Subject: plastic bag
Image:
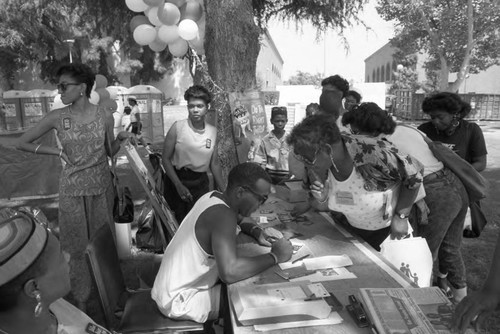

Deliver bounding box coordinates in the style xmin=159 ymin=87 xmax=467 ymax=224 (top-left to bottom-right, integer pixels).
xmin=135 ymin=202 xmax=164 ymax=253
xmin=380 ymin=235 xmax=432 ymax=288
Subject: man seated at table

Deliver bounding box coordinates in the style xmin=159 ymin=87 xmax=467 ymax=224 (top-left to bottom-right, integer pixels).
xmin=152 ymin=162 xmax=293 ymax=324
xmin=253 ymin=106 xmax=290 ymax=184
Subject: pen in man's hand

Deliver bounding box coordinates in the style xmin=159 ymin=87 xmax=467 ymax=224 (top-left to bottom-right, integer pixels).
xmin=291 ymin=253 xmax=310 ymax=264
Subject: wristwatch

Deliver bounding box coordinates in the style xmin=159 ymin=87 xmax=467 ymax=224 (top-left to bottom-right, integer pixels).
xmin=398 ymin=212 xmax=409 ymax=219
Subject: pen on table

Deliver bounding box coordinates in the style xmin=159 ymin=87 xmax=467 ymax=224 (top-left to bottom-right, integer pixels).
xmin=291 ymin=253 xmax=310 ymax=264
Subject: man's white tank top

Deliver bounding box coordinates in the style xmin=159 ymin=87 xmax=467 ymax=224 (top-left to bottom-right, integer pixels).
xmin=151 ymin=191 xmax=226 ymax=321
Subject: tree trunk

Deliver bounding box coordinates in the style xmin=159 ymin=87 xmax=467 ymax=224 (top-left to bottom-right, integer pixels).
xmin=449 ymin=0 xmax=474 ymax=93
xmin=203 ymin=0 xmax=261 ymax=184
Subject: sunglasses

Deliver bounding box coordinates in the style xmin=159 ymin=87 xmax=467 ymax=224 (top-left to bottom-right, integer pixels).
xmin=242 ymin=185 xmax=268 ymax=205
xmin=56 ymin=82 xmax=81 ymax=92
xmin=294 ymin=146 xmax=321 ymax=165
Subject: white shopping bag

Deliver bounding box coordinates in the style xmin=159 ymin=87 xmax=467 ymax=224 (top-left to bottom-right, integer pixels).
xmin=380 ymin=235 xmax=432 ymax=288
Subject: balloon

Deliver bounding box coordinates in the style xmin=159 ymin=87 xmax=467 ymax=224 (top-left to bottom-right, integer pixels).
xmin=99 ymin=99 xmax=118 ymax=113
xmin=158 ymin=2 xmax=181 ymax=25
xmin=129 ymin=15 xmax=151 ymax=32
xmin=168 ymin=38 xmax=189 ymax=57
xmin=189 ymin=34 xmax=203 ymax=49
xmin=95 ymin=74 xmax=108 ymax=89
xmin=180 ymin=0 xmax=203 ymax=22
xmin=125 ymin=0 xmax=149 ymax=12
xmin=149 ymin=40 xmax=168 ymax=52
xmin=158 ymin=25 xmax=179 ymax=44
xmin=147 ymin=6 xmax=163 ymax=26
xmin=166 ymin=0 xmax=185 ymax=7
xmin=96 ymin=88 xmax=111 ymax=101
xmin=133 ymin=24 xmax=157 ymax=45
xmin=144 ymin=0 xmax=163 ymax=6
xmin=89 ymin=91 xmax=100 ymax=105
xmin=106 ymin=87 xmax=117 ymax=100
xmin=178 ymin=19 xmax=198 ymax=41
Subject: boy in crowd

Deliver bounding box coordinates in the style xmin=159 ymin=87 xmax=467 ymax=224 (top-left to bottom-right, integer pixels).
xmin=344 ymin=90 xmax=362 ymax=112
xmin=253 ymin=106 xmax=290 ymax=183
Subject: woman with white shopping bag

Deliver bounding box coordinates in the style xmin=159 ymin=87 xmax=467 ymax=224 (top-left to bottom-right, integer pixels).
xmin=287 ymin=108 xmax=424 ymax=251
xmin=342 ymin=105 xmax=469 ymax=302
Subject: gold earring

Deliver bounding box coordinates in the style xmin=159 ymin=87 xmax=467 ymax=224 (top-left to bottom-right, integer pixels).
xmin=34 ymin=290 xmax=43 ymax=317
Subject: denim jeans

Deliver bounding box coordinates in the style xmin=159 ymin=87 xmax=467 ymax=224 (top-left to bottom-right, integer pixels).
xmin=417 ymin=168 xmax=469 ymax=289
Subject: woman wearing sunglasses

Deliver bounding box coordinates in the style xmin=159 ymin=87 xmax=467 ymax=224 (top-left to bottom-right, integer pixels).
xmin=0 ymin=207 xmax=111 ymax=334
xmin=287 ymin=111 xmax=423 ymax=250
xmin=15 ymin=63 xmax=131 ymax=311
xmin=162 ymin=85 xmax=224 ymax=223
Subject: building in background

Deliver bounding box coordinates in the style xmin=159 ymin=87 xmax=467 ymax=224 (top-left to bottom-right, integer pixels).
xmin=256 ymin=29 xmax=284 ymax=91
xmin=364 ymin=42 xmax=500 ymax=94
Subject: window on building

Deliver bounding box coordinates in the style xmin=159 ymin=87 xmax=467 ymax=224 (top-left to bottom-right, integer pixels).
xmin=376 ymin=67 xmax=381 ymax=82
xmin=386 ymin=63 xmax=391 ymax=82
xmin=373 ymin=69 xmax=377 ymax=82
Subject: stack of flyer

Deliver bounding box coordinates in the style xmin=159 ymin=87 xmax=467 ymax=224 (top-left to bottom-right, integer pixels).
xmin=360 ymin=287 xmax=476 ymax=334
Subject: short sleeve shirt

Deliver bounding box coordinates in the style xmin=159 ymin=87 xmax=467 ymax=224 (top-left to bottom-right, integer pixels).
xmin=418 ymin=120 xmax=487 ymax=164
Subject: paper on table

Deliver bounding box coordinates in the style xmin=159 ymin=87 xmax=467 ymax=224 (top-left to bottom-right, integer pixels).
xmin=279 ymin=254 xmax=352 ymax=270
xmin=253 ymin=311 xmax=343 ymax=331
xmin=303 ymin=255 xmax=353 ymax=271
xmin=290 ymin=267 xmax=357 ymax=283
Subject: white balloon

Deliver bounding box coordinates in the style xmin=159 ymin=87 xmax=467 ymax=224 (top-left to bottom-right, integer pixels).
xmin=106 ymin=87 xmax=117 ymax=100
xmin=168 ymin=38 xmax=189 ymax=57
xmin=158 ymin=24 xmax=179 ymax=44
xmin=126 ymin=0 xmax=149 ymax=12
xmin=178 ymin=19 xmax=198 ymax=41
xmin=149 ymin=40 xmax=168 ymax=52
xmin=133 ymin=24 xmax=157 ymax=45
xmin=147 ymin=6 xmax=163 ymax=26
xmin=90 ymin=91 xmax=100 ymax=105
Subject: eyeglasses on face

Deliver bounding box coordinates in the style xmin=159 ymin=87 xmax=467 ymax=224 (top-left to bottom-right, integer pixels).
xmin=56 ymin=82 xmax=81 ymax=92
xmin=294 ymin=146 xmax=321 ymax=165
xmin=187 ymin=103 xmax=206 ymax=109
xmin=242 ymin=185 xmax=268 ymax=205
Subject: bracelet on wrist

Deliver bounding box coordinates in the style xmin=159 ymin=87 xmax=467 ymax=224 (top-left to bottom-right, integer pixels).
xmin=316 ymin=195 xmax=329 ymax=204
xmin=268 ymin=252 xmax=278 ymax=265
xmin=34 ymin=144 xmax=41 ymax=154
xmin=59 ymin=148 xmax=63 ymax=158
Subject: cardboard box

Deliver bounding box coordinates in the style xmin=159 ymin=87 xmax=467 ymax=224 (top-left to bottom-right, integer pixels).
xmin=274 ymin=180 xmax=308 ymax=203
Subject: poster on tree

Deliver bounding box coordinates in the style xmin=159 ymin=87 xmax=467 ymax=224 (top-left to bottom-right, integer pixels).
xmin=228 ymin=92 xmax=268 ymax=162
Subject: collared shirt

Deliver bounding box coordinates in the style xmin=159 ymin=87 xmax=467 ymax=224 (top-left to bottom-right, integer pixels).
xmin=253 ymin=130 xmax=289 ymax=171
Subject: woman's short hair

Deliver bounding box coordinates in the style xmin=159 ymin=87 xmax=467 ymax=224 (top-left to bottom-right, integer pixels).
xmin=287 ymin=114 xmax=341 ymax=153
xmin=422 ymin=92 xmax=471 ymax=119
xmin=346 ymin=90 xmax=362 ymax=103
xmin=184 ymin=85 xmax=212 ymax=105
xmin=321 ymin=75 xmax=350 ymax=98
xmin=342 ymin=102 xmax=396 ymax=135
xmin=226 ymin=162 xmax=271 ymax=191
xmin=124 ymin=106 xmax=132 ymax=115
xmin=56 ymin=63 xmax=95 ymax=98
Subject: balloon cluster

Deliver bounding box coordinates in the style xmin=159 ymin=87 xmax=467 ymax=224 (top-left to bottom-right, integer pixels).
xmin=127 ymin=0 xmax=204 ymax=57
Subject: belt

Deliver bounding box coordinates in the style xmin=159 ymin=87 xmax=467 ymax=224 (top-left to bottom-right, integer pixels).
xmin=424 ymin=169 xmax=446 ymax=182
